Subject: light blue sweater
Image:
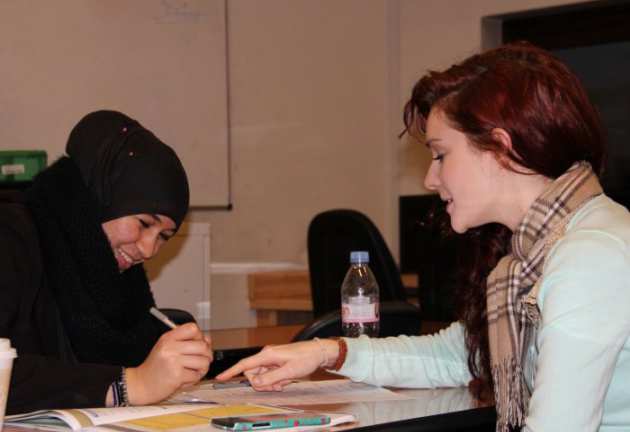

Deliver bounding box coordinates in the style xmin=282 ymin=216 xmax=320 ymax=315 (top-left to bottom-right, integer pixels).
xmin=336 ymin=195 xmax=630 ymax=431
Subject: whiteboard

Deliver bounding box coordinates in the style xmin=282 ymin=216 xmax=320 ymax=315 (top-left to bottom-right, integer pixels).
xmin=0 ymin=0 xmax=229 ymax=207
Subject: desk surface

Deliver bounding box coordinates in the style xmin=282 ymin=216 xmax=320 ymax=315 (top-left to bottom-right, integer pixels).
xmin=289 ymin=386 xmax=495 ymax=431
xmin=205 ymin=326 xmax=495 ymax=431
xmin=5 ymin=326 xmax=495 ymax=431
xmin=3 ymin=386 xmax=494 ymax=432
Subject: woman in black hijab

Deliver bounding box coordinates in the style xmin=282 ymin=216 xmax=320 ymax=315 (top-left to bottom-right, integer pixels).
xmin=0 ymin=110 xmax=212 ymax=413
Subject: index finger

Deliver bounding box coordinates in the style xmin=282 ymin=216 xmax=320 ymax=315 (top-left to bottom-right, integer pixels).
xmin=216 ymin=353 xmax=268 ymax=381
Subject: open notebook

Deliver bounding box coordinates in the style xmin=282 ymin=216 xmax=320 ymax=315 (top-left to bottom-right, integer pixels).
xmin=5 ymin=403 xmax=355 ymax=431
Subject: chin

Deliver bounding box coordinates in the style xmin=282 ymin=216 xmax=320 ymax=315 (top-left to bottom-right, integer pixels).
xmin=449 ymin=217 xmax=469 ymax=234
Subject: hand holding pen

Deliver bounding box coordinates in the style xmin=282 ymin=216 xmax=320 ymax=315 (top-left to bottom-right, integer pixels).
xmin=119 ymin=307 xmax=213 ymax=406
xmin=150 ymin=308 xmax=249 ymax=390
xmin=149 ymin=307 xmax=181 ymax=330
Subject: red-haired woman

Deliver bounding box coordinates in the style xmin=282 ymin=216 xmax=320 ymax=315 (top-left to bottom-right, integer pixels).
xmin=217 ymin=42 xmax=630 ymax=431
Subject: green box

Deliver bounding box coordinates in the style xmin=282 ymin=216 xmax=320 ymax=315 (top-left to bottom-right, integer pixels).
xmin=0 ymin=150 xmax=47 ymax=182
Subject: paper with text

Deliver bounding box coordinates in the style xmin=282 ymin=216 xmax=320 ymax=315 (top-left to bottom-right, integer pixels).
xmin=172 ymin=379 xmax=413 ymax=406
xmin=5 ymin=404 xmax=286 ymax=431
xmin=120 ymin=405 xmax=288 ymax=431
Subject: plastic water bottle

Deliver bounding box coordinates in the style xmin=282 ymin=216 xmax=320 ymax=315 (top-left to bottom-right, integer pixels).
xmin=341 ymin=251 xmax=380 ymax=337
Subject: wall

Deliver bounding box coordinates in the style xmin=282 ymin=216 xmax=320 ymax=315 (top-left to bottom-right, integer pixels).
xmin=183 ymin=0 xmax=591 ymax=328
xmin=0 ymin=0 xmax=229 ymax=207
xmin=190 ymin=0 xmax=587 ymax=267
xmin=190 ymin=0 xmax=396 ymax=265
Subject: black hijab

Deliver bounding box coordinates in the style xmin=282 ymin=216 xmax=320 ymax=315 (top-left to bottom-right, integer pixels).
xmin=66 ymin=110 xmax=189 ymax=229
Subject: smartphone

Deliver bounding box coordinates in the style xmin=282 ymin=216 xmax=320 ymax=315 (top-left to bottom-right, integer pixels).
xmin=211 ymin=412 xmax=331 ymax=430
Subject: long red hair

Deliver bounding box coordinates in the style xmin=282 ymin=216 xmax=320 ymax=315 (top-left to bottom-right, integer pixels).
xmin=403 ymin=41 xmax=605 ymax=396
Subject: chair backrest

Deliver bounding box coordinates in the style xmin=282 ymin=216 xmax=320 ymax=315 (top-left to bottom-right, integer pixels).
xmin=292 ymin=301 xmax=421 ymax=341
xmin=307 ymin=209 xmax=406 ymax=318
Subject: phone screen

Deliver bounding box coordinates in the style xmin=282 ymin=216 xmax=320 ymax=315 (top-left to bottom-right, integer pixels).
xmin=211 ymin=413 xmax=331 ymax=430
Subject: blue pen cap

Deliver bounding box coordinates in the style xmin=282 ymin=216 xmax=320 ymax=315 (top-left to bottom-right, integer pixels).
xmin=350 ymin=251 xmax=369 ymax=264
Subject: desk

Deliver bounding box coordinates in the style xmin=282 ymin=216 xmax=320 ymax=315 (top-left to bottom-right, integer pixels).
xmin=5 ymin=326 xmax=495 ymax=431
xmin=288 ymin=386 xmax=495 ymax=431
xmin=208 ymin=327 xmax=494 ymax=430
xmin=248 ymin=270 xmax=312 ymax=326
xmin=3 ymin=386 xmax=495 ymax=432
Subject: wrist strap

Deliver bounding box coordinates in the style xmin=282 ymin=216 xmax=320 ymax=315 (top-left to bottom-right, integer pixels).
xmin=111 ymin=367 xmax=130 ymax=407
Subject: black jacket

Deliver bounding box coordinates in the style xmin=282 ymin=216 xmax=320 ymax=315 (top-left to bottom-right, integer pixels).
xmin=0 ymin=158 xmax=166 ymax=414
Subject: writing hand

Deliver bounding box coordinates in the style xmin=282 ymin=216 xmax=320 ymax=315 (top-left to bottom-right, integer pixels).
xmin=126 ymin=322 xmax=213 ymax=405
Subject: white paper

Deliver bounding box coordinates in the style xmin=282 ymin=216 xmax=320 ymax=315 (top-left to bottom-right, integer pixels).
xmin=171 ymin=379 xmax=413 ymax=406
xmin=5 ymin=404 xmax=216 ymax=430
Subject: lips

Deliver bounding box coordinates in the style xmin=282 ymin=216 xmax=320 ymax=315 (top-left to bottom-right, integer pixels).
xmin=114 ymin=248 xmax=138 ymax=271
xmin=441 ymin=196 xmax=454 ymax=213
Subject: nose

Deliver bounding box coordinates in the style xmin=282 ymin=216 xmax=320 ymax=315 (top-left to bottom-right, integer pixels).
xmin=137 ymin=233 xmax=161 ymax=261
xmin=424 ymin=161 xmax=440 ymax=191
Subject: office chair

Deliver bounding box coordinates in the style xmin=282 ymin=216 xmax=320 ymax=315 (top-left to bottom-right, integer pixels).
xmin=292 ymin=301 xmax=421 ymax=341
xmin=307 ymin=209 xmax=408 ymax=319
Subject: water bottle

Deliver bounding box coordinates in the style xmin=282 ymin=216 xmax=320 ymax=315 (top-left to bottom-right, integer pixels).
xmin=341 ymin=251 xmax=380 ymax=337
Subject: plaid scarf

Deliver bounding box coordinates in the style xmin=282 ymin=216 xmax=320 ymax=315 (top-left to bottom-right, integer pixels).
xmin=486 ymin=162 xmax=602 ymax=431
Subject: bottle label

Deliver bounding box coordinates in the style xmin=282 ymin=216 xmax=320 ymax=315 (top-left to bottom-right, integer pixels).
xmin=342 ymin=298 xmax=379 ymax=323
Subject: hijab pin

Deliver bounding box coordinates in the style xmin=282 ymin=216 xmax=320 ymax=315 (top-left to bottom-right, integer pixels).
xmin=122 ymin=127 xmax=128 ymax=133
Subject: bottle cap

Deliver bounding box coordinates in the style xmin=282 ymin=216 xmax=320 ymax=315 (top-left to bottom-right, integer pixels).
xmin=350 ymin=251 xmax=369 ymax=264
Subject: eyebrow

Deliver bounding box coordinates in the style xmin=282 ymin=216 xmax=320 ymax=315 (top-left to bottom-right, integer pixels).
xmin=425 ymin=138 xmax=441 ymax=148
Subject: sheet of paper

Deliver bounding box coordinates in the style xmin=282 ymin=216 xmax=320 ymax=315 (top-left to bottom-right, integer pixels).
xmin=121 ymin=404 xmax=287 ymax=430
xmin=72 ymin=405 xmax=217 ymax=426
xmin=81 ymin=406 xmax=354 ymax=432
xmin=173 ymin=379 xmax=413 ymax=406
xmin=5 ymin=405 xmax=215 ymax=430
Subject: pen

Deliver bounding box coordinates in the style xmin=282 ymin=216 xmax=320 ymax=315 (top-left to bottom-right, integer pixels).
xmin=212 ymin=379 xmax=252 ymax=389
xmin=150 ymin=307 xmax=178 ymax=329
xmin=150 ymin=307 xmax=215 ymax=368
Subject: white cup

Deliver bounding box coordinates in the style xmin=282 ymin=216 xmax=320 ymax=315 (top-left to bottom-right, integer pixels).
xmin=0 ymin=339 xmax=17 ymax=432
